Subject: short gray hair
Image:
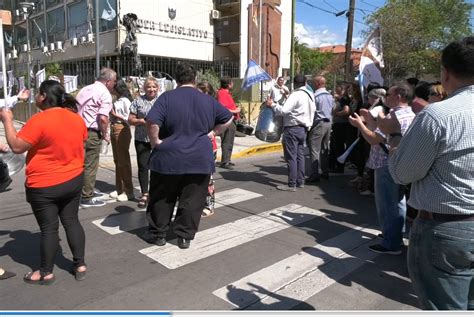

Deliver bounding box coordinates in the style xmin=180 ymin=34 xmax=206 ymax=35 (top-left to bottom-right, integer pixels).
xmin=144 ymin=76 xmax=160 ymax=87
xmin=98 ymin=68 xmax=117 ymax=82
xmin=368 ymin=88 xmax=386 ymax=100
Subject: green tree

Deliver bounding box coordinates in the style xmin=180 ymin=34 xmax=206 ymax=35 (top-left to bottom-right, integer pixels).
xmin=294 ymin=37 xmax=308 ymax=74
xmin=365 ymin=0 xmax=472 ymax=82
xmin=299 ymin=47 xmax=334 ymax=76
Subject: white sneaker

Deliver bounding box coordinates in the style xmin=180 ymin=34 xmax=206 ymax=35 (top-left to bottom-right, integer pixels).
xmin=116 ymin=193 xmax=128 ymax=202
xmin=109 ymin=191 xmax=119 ymax=199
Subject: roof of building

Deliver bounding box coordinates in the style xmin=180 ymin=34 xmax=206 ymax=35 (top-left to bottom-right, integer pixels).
xmin=314 ymin=45 xmax=362 ymax=54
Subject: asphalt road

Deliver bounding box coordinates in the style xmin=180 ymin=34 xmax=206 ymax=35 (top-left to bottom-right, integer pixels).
xmin=0 ymin=152 xmax=419 ymax=310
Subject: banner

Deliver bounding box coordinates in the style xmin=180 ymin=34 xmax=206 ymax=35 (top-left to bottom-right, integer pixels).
xmin=359 ymin=27 xmax=384 ymax=91
xmin=36 ymin=68 xmax=46 ymax=88
xmin=63 ymin=75 xmax=78 ymax=93
xmin=241 ymin=60 xmax=271 ymax=91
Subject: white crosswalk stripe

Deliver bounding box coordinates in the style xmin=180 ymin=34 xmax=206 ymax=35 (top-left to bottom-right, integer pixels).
xmin=212 ymin=226 xmax=380 ymax=309
xmin=139 ymin=204 xmax=326 ymax=269
xmin=92 ymin=188 xmax=262 ymax=235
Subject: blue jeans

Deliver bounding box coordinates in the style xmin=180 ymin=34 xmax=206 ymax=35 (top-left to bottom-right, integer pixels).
xmin=408 ymin=217 xmax=474 ymax=310
xmin=374 ymin=165 xmax=406 ymax=250
xmin=282 ymin=126 xmax=306 ymax=187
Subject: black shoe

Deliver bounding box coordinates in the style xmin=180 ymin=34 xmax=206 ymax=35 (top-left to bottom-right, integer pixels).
xmin=0 ymin=177 xmax=12 ymax=193
xmin=228 ymin=162 xmax=236 ymax=166
xmin=177 ymin=237 xmax=191 ymax=249
xmin=141 ymin=232 xmax=166 ymax=246
xmin=305 ymin=177 xmax=320 ymax=184
xmin=368 ymin=244 xmax=402 ymax=255
xmin=219 ymin=162 xmax=233 ymax=169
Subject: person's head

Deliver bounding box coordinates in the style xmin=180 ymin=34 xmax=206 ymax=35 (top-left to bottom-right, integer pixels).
xmin=175 ymin=63 xmax=196 ymax=86
xmin=366 ymin=82 xmax=381 ymax=94
xmin=35 ymin=80 xmax=78 ymax=112
xmin=143 ymin=76 xmax=160 ymax=100
xmin=385 ymin=83 xmax=413 ymax=108
xmin=441 ymin=36 xmax=474 ymax=94
xmin=351 ymin=83 xmax=362 ymax=102
xmin=312 ymin=76 xmax=326 ymax=89
xmin=293 ymin=74 xmax=306 ymax=89
xmin=367 ymin=88 xmax=386 ymax=106
xmin=414 ymin=81 xmax=430 ymax=101
xmin=196 ymin=81 xmax=215 ymax=97
xmin=97 ymin=67 xmax=117 ymax=92
xmin=406 ymin=77 xmax=419 ymax=88
xmin=428 ymin=82 xmax=447 ymax=103
xmin=335 ymin=85 xmax=345 ymax=96
xmin=220 ymin=76 xmax=233 ymax=90
xmin=276 ymin=76 xmax=285 ymax=87
xmin=114 ymin=79 xmax=133 ymax=102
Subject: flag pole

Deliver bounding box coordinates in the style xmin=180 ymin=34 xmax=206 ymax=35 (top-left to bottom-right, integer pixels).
xmin=0 ymin=17 xmax=9 ymax=107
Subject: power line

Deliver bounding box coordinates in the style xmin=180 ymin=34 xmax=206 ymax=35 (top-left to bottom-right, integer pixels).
xmin=322 ymin=0 xmax=340 ymax=12
xmin=297 ymin=0 xmax=337 ymax=16
xmin=360 ymin=0 xmax=380 ymax=9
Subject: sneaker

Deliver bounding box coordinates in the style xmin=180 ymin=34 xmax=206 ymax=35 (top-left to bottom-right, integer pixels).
xmin=116 ymin=193 xmax=129 ymax=202
xmin=368 ymin=244 xmax=402 ymax=255
xmin=141 ymin=231 xmax=166 ymax=246
xmin=177 ymin=237 xmax=191 ymax=249
xmin=109 ymin=191 xmax=119 ymax=199
xmin=296 ymin=184 xmax=304 ymax=188
xmin=276 ymin=185 xmax=296 ymax=192
xmin=360 ymin=190 xmax=374 ymax=196
xmin=80 ymin=198 xmax=106 ymax=208
xmin=93 ymin=190 xmax=107 ymax=199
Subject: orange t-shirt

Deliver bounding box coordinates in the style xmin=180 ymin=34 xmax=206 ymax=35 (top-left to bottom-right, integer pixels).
xmin=17 ymin=107 xmax=87 ymax=188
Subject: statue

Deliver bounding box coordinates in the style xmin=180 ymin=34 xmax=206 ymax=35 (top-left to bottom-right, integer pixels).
xmin=120 ymin=13 xmax=142 ymax=75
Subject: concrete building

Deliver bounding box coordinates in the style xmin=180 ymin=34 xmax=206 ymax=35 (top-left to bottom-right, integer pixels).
xmin=2 ymin=0 xmax=291 ymax=85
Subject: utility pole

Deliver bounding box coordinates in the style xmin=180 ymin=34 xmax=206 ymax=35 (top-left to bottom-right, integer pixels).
xmin=95 ymin=0 xmax=100 ymax=78
xmin=344 ymin=0 xmax=355 ymax=82
xmin=289 ymin=0 xmax=296 ymax=89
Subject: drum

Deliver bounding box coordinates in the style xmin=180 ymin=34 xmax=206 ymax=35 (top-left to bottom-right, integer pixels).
xmin=255 ymin=103 xmax=283 ymax=143
xmin=0 ymin=151 xmax=25 ymax=176
xmin=236 ymin=122 xmax=254 ymax=136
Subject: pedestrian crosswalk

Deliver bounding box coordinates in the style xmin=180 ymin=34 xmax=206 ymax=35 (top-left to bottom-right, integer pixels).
xmin=89 ymin=186 xmax=390 ymax=309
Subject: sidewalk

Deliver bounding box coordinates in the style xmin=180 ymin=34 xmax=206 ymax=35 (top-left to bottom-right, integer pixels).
xmin=0 ymin=121 xmax=283 ymax=168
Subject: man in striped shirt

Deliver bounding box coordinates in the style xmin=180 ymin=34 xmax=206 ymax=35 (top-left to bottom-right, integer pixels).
xmin=379 ymin=37 xmax=474 ymax=310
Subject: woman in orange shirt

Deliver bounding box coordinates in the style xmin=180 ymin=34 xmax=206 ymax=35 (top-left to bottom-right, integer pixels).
xmin=0 ymin=80 xmax=88 ymax=285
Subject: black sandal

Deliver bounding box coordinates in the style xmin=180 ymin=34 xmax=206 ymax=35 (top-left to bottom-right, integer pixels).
xmin=23 ymin=271 xmax=55 ymax=285
xmin=73 ymin=265 xmax=87 ymax=281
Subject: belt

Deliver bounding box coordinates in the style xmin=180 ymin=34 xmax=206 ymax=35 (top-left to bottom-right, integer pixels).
xmin=418 ymin=210 xmax=474 ymax=222
xmin=286 ymin=124 xmax=306 ymax=129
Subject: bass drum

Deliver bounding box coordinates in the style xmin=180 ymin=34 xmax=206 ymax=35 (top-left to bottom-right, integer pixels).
xmin=255 ymin=103 xmax=283 ymax=143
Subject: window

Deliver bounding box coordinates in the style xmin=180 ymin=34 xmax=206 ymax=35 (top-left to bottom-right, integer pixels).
xmin=47 ymin=7 xmax=65 ymax=42
xmin=68 ymin=0 xmax=89 ymax=39
xmin=92 ymin=0 xmax=117 ymax=32
xmin=31 ymin=16 xmax=46 ymax=48
xmin=46 ymin=0 xmax=63 ymax=10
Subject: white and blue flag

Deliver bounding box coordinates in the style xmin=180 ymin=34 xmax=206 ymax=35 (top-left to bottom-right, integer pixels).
xmin=241 ymin=60 xmax=271 ymax=91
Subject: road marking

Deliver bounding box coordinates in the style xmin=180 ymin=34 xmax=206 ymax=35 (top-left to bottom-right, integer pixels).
xmin=92 ymin=188 xmax=262 ymax=235
xmin=212 ymin=226 xmax=380 ymax=309
xmin=139 ymin=204 xmax=326 ymax=269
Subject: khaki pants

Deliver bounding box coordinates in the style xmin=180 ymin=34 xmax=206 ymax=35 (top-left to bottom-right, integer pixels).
xmin=82 ymin=130 xmax=101 ymax=199
xmin=110 ymin=123 xmax=134 ymax=195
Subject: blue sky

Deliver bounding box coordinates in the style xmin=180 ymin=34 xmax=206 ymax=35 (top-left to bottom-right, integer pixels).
xmin=295 ymin=0 xmax=474 ymax=48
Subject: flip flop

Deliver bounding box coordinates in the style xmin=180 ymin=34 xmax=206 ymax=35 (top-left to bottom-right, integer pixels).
xmin=0 ymin=270 xmax=16 ymax=280
xmin=23 ymin=271 xmax=55 ymax=285
xmin=201 ymin=208 xmax=215 ymax=218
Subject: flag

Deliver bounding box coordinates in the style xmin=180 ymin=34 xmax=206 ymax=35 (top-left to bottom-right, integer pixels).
xmin=36 ymin=68 xmax=46 ymax=88
xmin=63 ymin=75 xmax=78 ymax=93
xmin=241 ymin=60 xmax=271 ymax=91
xmin=358 ymin=27 xmax=384 ymax=91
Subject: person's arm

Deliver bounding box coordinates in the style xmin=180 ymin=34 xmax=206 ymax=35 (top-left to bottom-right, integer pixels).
xmin=349 ymin=112 xmax=384 ymax=145
xmin=146 ymin=121 xmax=162 ymax=148
xmin=98 ymin=114 xmax=110 ymax=142
xmin=388 ymin=112 xmax=440 ymax=185
xmin=0 ymin=109 xmax=31 ymax=154
xmin=128 ymin=99 xmax=146 ymax=126
xmin=334 ymin=105 xmax=350 ymax=117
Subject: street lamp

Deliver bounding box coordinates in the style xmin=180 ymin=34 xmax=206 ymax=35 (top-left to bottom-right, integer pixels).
xmin=17 ymin=2 xmax=35 ymax=118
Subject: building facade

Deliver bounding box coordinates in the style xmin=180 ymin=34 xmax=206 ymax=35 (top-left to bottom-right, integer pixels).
xmin=2 ymin=0 xmax=291 ymax=85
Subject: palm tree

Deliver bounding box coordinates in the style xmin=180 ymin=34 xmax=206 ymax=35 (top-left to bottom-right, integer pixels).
xmin=294 ymin=37 xmax=308 ymax=74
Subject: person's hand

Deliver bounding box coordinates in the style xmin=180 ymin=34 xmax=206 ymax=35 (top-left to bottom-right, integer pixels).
xmin=17 ymin=89 xmax=30 ymax=101
xmin=207 ymin=130 xmax=216 ymax=140
xmin=0 ymin=107 xmax=14 ymax=122
xmin=348 ymin=112 xmax=364 ymax=129
xmin=360 ymin=108 xmax=376 ymax=131
xmin=0 ymin=143 xmax=9 ymax=153
xmin=265 ymin=96 xmax=273 ymax=107
xmin=377 ymin=111 xmax=401 ymax=135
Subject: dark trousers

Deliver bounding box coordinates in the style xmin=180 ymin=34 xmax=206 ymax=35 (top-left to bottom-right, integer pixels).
xmin=331 ymin=122 xmax=354 ymax=171
xmin=25 ymin=173 xmax=85 ymax=274
xmin=282 ymin=126 xmax=306 ymax=187
xmin=307 ymin=121 xmax=332 ymax=178
xmin=220 ymin=121 xmax=236 ymax=164
xmin=134 ymin=141 xmax=151 ymax=195
xmin=353 ymin=136 xmax=371 ymax=177
xmin=146 ymin=172 xmax=210 ymax=240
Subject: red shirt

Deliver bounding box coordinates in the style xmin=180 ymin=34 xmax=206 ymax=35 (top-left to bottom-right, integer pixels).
xmin=17 ymin=108 xmax=87 ymax=188
xmin=217 ymin=88 xmax=239 ymax=120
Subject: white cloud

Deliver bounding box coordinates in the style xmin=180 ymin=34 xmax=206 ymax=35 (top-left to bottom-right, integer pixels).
xmin=295 ymin=23 xmax=343 ymax=48
xmin=352 ymin=37 xmax=364 ymax=49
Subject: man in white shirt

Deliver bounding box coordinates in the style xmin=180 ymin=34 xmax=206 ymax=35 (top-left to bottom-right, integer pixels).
xmin=269 ymin=76 xmax=290 ymax=105
xmin=266 ymin=74 xmax=315 ymax=191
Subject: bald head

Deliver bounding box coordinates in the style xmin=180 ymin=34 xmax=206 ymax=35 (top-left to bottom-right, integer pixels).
xmin=313 ymin=76 xmax=326 ymax=89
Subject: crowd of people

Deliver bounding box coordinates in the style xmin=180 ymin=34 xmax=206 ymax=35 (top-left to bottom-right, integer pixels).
xmin=0 ymin=36 xmax=472 ymax=311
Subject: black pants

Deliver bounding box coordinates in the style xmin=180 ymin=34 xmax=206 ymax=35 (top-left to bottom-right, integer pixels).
xmin=146 ymin=172 xmax=210 ymax=240
xmin=331 ymin=122 xmax=355 ymax=171
xmin=220 ymin=121 xmax=236 ymax=164
xmin=134 ymin=141 xmax=151 ymax=194
xmin=25 ymin=173 xmax=85 ymax=274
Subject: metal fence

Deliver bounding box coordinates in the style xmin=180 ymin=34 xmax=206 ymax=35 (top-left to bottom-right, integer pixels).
xmin=12 ymin=55 xmax=240 ymax=87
